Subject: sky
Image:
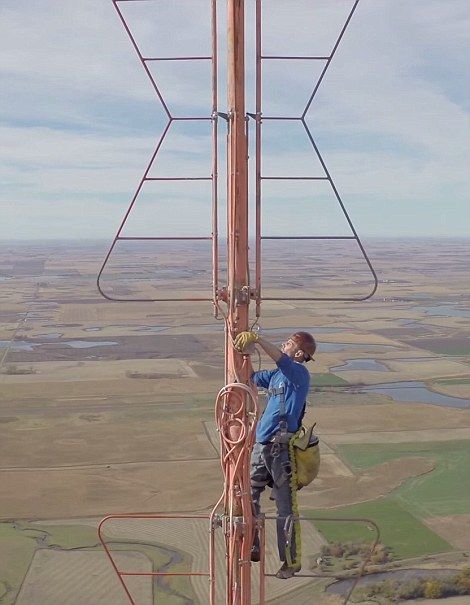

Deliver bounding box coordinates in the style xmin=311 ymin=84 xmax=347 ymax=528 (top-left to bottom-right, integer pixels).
xmin=1 ymin=0 xmax=469 ymax=240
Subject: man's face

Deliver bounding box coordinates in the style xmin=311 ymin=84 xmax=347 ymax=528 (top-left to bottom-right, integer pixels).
xmin=281 ymin=337 xmax=304 ymax=360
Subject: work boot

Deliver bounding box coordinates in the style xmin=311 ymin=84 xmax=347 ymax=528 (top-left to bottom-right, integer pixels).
xmin=250 ymin=547 xmax=260 ymax=562
xmin=275 ymin=561 xmax=301 ymax=579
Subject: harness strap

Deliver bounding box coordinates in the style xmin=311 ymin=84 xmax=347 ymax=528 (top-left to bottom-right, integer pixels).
xmin=287 ymin=435 xmax=302 ymax=569
xmin=268 ymin=383 xmax=288 ymax=433
xmin=268 ymin=382 xmax=304 ymax=567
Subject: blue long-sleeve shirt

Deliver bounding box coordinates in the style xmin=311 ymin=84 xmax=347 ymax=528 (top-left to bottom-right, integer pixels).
xmin=252 ymin=353 xmax=310 ymax=444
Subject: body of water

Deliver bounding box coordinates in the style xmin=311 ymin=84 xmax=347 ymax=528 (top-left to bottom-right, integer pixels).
xmin=132 ymin=325 xmax=170 ymax=333
xmin=62 ymin=341 xmax=118 ymax=349
xmin=35 ymin=333 xmax=63 ymax=339
xmin=361 ymin=381 xmax=469 ymax=408
xmin=263 ymin=327 xmax=345 ymax=335
xmin=320 ymin=342 xmax=398 ymax=352
xmin=332 ymin=358 xmax=390 ymax=372
xmin=0 ymin=340 xmax=35 ymax=351
xmin=0 ymin=340 xmax=118 ymax=350
xmin=414 ymin=303 xmax=470 ymax=319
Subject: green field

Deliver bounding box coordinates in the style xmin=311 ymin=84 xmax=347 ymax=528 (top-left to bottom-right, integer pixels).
xmin=0 ymin=522 xmax=195 ymax=605
xmin=337 ymin=440 xmax=470 ymax=517
xmin=307 ymin=440 xmax=470 ymax=560
xmin=308 ymin=499 xmax=452 ymax=560
xmin=434 ymin=347 xmax=470 ymax=356
xmin=311 ymin=373 xmax=349 ymax=387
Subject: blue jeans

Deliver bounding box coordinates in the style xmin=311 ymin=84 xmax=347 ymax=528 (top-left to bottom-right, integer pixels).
xmin=250 ymin=441 xmax=297 ymax=563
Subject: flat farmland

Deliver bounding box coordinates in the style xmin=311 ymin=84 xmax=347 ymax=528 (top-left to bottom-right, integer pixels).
xmin=310 ymin=499 xmax=453 ymax=559
xmin=1 ymin=239 xmax=470 ymax=604
xmin=15 ymin=550 xmax=152 ymax=605
xmin=337 ymin=440 xmax=470 ymax=517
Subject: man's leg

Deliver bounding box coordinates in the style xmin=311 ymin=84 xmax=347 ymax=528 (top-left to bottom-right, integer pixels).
xmin=274 ymin=479 xmax=297 ymax=565
xmin=270 ymin=446 xmax=300 ymax=578
xmin=250 ymin=443 xmax=270 ymax=558
xmin=251 ymin=484 xmax=263 ymax=556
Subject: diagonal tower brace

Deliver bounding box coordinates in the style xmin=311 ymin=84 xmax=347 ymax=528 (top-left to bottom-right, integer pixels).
xmin=97 ymin=0 xmax=219 ymax=304
xmin=252 ymin=0 xmax=377 ymax=317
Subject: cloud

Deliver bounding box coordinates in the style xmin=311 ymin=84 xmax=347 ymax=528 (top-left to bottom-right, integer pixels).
xmin=1 ymin=0 xmax=469 ymax=239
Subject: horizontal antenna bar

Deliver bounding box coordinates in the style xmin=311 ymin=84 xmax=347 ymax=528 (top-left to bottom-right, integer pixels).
xmin=261 ymin=55 xmax=330 ymax=60
xmin=143 ymin=56 xmax=212 ymax=61
xmin=117 ymin=236 xmax=212 ymax=241
xmin=262 ymin=295 xmax=376 ymax=301
xmin=145 ymin=177 xmax=212 ymax=181
xmin=261 ymin=116 xmax=302 ymax=121
xmin=99 ymin=296 xmax=213 ymax=302
xmin=261 ymin=176 xmax=328 ymax=181
xmin=172 ymin=117 xmax=212 ymax=121
xmin=120 ymin=572 xmax=210 ymax=577
xmin=261 ymin=236 xmax=356 ymax=240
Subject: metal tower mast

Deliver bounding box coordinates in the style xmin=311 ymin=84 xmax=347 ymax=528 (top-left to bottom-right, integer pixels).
xmin=223 ymin=2 xmax=254 ymax=602
xmin=97 ymin=2 xmax=379 ymax=604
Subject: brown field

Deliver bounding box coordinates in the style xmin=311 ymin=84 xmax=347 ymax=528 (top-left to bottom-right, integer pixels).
xmin=423 ymin=515 xmax=470 ymax=550
xmin=99 ymin=516 xmax=326 ymax=604
xmin=16 ymin=550 xmax=152 ymax=605
xmin=301 ymin=457 xmax=435 ymax=510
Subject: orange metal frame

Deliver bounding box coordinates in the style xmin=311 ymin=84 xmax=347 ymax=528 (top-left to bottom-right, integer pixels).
xmin=97 ymin=0 xmax=219 ymax=304
xmin=98 ymin=514 xmax=213 ymax=605
xmin=98 ymin=514 xmax=380 ymax=605
xmin=98 ymin=2 xmax=379 ymax=604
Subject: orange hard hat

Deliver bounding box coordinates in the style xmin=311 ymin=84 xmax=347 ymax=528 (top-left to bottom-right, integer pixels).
xmin=291 ymin=331 xmax=316 ymax=361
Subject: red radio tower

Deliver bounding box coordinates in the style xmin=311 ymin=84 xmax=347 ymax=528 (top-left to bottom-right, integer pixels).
xmin=97 ymin=2 xmax=378 ymax=604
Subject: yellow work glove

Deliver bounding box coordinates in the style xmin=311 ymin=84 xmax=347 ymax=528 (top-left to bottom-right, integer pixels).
xmin=233 ymin=331 xmax=259 ymax=352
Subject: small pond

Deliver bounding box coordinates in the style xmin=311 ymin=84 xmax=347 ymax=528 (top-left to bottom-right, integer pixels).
xmin=0 ymin=340 xmax=35 ymax=351
xmin=361 ymin=381 xmax=469 ymax=408
xmin=263 ymin=327 xmax=345 ymax=335
xmin=132 ymin=326 xmax=170 ymax=333
xmin=61 ymin=341 xmax=118 ymax=349
xmin=0 ymin=339 xmax=118 ymax=351
xmin=320 ymin=342 xmax=398 ymax=353
xmin=332 ymin=358 xmax=389 ymax=372
xmin=35 ymin=333 xmax=63 ymax=339
xmin=413 ymin=303 xmax=470 ymax=319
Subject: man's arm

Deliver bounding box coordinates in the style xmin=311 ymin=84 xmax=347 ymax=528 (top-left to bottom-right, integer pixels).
xmin=255 ymin=338 xmax=308 ymax=387
xmin=255 ymin=336 xmax=283 ymax=363
xmin=252 ymin=368 xmax=276 ymax=388
xmin=233 ymin=331 xmax=282 ymax=362
xmin=254 ymin=335 xmax=309 ymax=386
xmin=234 ymin=331 xmax=309 ymax=387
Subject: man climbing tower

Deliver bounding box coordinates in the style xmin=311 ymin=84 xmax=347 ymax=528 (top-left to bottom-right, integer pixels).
xmin=234 ymin=330 xmax=316 ymax=579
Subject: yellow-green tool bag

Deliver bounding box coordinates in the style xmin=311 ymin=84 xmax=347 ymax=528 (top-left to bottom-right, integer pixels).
xmin=273 ymin=384 xmax=320 ymax=490
xmin=290 ymin=425 xmax=320 ymax=489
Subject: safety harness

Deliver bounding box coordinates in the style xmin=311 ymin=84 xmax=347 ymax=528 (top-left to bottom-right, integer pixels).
xmin=267 ymin=385 xmax=295 ymax=444
xmin=268 ymin=382 xmax=320 ymax=569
